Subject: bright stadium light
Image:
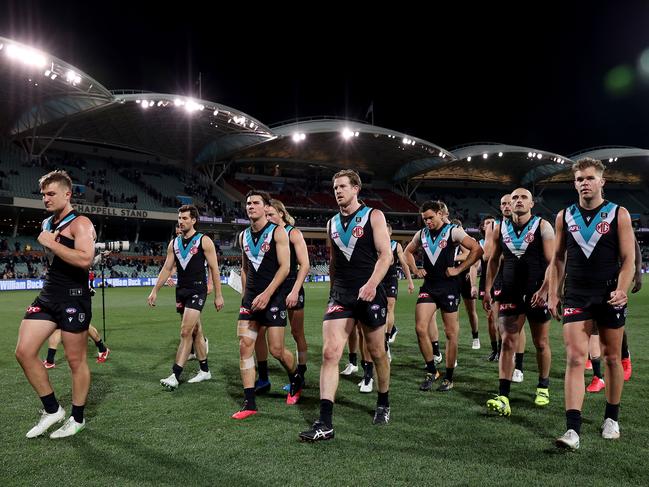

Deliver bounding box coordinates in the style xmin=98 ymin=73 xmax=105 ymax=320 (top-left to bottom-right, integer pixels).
xmin=537 ymin=153 xmax=542 ymax=159
xmin=174 ymin=98 xmax=184 ymax=107
xmin=213 ymin=109 xmax=219 ymax=116
xmin=467 ymin=156 xmax=472 ymax=162
xmin=6 ymin=43 xmax=47 ymax=68
xmin=292 ymin=132 xmax=306 ymax=142
xmin=342 ymin=128 xmax=354 ymax=140
xmin=498 ymin=152 xmax=503 ymax=157
xmin=483 ymin=153 xmax=488 ymax=159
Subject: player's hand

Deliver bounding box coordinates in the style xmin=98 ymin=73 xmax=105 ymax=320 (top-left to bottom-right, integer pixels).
xmin=530 ymin=288 xmax=547 ymax=308
xmin=470 ymin=286 xmax=478 ymax=299
xmin=547 ymin=293 xmax=561 ymax=321
xmin=632 ymin=274 xmax=642 ymax=293
xmin=251 ymin=291 xmax=270 ymax=311
xmin=608 ymin=289 xmax=628 ymax=307
xmin=408 ymin=281 xmax=415 ymax=294
xmin=445 ymin=267 xmax=460 ymax=278
xmin=414 ymin=268 xmax=426 ymax=279
xmin=358 ymin=282 xmax=377 ymax=302
xmin=482 ymin=290 xmax=492 ymax=311
xmin=38 ymin=230 xmax=59 ymax=249
xmin=286 ymin=290 xmax=299 ymax=308
xmin=214 ymin=294 xmax=224 ymax=311
xmin=147 ymin=290 xmax=157 ymax=307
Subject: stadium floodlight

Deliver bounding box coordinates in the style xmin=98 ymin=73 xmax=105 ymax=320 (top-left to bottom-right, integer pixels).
xmin=498 ymin=152 xmax=503 ymax=157
xmin=467 ymin=156 xmax=472 ymax=162
xmin=537 ymin=153 xmax=542 ymax=159
xmin=50 ymin=73 xmax=57 ymax=80
xmin=614 ymin=157 xmax=618 ymax=161
xmin=213 ymin=109 xmax=219 ymax=116
xmin=483 ymin=153 xmax=488 ymax=159
xmin=185 ymin=100 xmax=204 ymax=113
xmin=6 ymin=43 xmax=48 ymax=68
xmin=609 ymin=158 xmax=614 ymax=162
xmin=292 ymin=132 xmax=306 ymax=142
xmin=528 ymin=152 xmax=533 ymax=158
xmin=141 ymin=100 xmax=150 ymax=109
xmin=342 ymin=128 xmax=354 ymax=140
xmin=174 ymin=98 xmax=184 ymax=107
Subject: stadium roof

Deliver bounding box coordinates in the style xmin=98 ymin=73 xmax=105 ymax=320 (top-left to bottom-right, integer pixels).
xmin=406 ymin=143 xmax=574 ymax=186
xmin=2 ymin=36 xmax=646 ymax=187
xmin=0 ymin=37 xmax=273 ymax=164
xmin=535 ymin=146 xmax=649 ymax=184
xmin=202 ymin=117 xmax=455 ymax=181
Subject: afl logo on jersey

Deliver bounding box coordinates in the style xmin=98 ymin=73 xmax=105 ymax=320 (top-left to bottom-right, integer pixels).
xmin=190 ymin=247 xmax=198 ymax=254
xmin=261 ymin=242 xmax=270 ymax=252
xmin=439 ymin=240 xmax=447 ymax=249
xmin=524 ymin=233 xmax=534 ymax=243
xmin=503 ymin=237 xmax=512 ymax=244
xmin=352 ymin=226 xmax=364 ymax=238
xmin=568 ymin=225 xmax=580 ymax=232
xmin=596 ymin=222 xmax=610 ymax=234
xmin=331 ymin=232 xmax=339 ymax=239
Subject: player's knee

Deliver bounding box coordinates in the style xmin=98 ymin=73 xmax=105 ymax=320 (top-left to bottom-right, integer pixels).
xmin=603 ymin=352 xmax=620 ymax=367
xmin=322 ymin=344 xmax=342 ymax=363
xmin=15 ymin=346 xmax=29 ymax=364
xmin=502 ymin=334 xmax=517 ymax=350
xmin=415 ymin=322 xmax=428 ymax=338
xmin=179 ymin=326 xmax=193 ymax=339
xmin=239 ymin=336 xmax=254 ymax=355
xmin=269 ymin=343 xmax=285 ymax=359
xmin=566 ymin=349 xmax=586 ymax=368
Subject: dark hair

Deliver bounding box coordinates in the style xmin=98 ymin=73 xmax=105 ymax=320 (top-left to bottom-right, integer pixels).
xmin=419 ymin=200 xmax=444 ymax=213
xmin=178 ymin=205 xmax=199 ymax=221
xmin=39 ymin=170 xmax=72 ymax=191
xmin=245 ymin=189 xmax=272 ymax=206
xmin=480 ymin=214 xmax=496 ymax=235
xmin=332 ymin=169 xmax=362 ymax=189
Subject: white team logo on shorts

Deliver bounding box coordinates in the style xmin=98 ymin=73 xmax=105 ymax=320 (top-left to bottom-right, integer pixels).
xmin=78 ymin=313 xmax=85 ymax=323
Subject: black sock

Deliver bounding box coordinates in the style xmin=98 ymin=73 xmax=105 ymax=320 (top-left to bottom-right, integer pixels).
xmin=425 ymin=360 xmax=437 ymax=375
xmin=515 ymin=353 xmax=524 ymax=371
xmin=377 ymin=391 xmax=389 ymax=407
xmin=190 ymin=343 xmax=195 ymax=355
xmin=537 ymin=376 xmax=550 ymax=388
xmin=490 ymin=340 xmax=498 ymax=353
xmin=385 ymin=332 xmax=391 ymax=345
xmin=297 ymin=364 xmax=307 ymax=378
xmin=258 ymin=360 xmax=269 ymax=381
xmin=362 ymin=361 xmax=374 ymax=380
xmin=199 ymin=359 xmax=209 ymax=372
xmin=94 ymin=339 xmax=107 ymax=353
xmin=243 ymin=387 xmax=256 ymax=409
xmin=497 ymin=340 xmax=502 ymax=353
xmin=621 ymin=332 xmax=629 ymax=359
xmin=472 ymin=330 xmax=479 ymax=339
xmin=349 ymin=353 xmax=357 ymax=366
xmin=605 ymin=402 xmax=620 ymax=422
xmin=432 ymin=341 xmax=440 ymax=356
xmin=566 ymin=409 xmax=582 ymax=435
xmin=445 ymin=367 xmax=454 ymax=382
xmin=71 ymin=404 xmax=85 ymax=423
xmin=46 ymin=348 xmax=57 ymax=364
xmin=40 ymin=392 xmax=59 ymax=414
xmin=592 ymin=357 xmax=603 ymax=379
xmin=172 ymin=363 xmax=183 ymax=380
xmin=319 ymin=399 xmax=334 ymax=427
xmin=499 ymin=378 xmax=511 ymax=397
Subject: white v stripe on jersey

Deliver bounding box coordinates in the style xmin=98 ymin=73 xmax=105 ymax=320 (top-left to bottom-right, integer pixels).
xmin=421 ymin=225 xmax=454 ymax=267
xmin=330 ymin=207 xmax=372 ymax=261
xmin=565 ymin=204 xmax=617 ymax=258
xmin=501 ymin=216 xmax=541 ymax=258
xmin=244 ymin=225 xmax=276 ymax=271
xmin=174 ymin=233 xmax=203 ymax=270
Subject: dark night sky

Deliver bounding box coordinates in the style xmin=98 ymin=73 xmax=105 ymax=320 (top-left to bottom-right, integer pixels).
xmin=4 ymin=1 xmax=649 ymax=157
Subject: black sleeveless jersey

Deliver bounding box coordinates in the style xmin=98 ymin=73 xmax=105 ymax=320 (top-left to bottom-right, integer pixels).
xmin=500 ymin=215 xmax=547 ymax=289
xmin=382 ymin=240 xmax=399 ymax=284
xmin=173 ymin=232 xmax=207 ymax=291
xmin=285 ymin=224 xmax=298 ymax=279
xmin=242 ymin=221 xmax=280 ymax=294
xmin=563 ymin=201 xmax=620 ymax=287
xmin=329 ymin=205 xmax=376 ymax=289
xmin=40 ymin=210 xmax=90 ymax=300
xmin=420 ymin=223 xmax=458 ymax=288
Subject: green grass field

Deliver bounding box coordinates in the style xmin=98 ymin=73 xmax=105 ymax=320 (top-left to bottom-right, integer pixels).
xmin=1 ymin=281 xmax=648 ymax=486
